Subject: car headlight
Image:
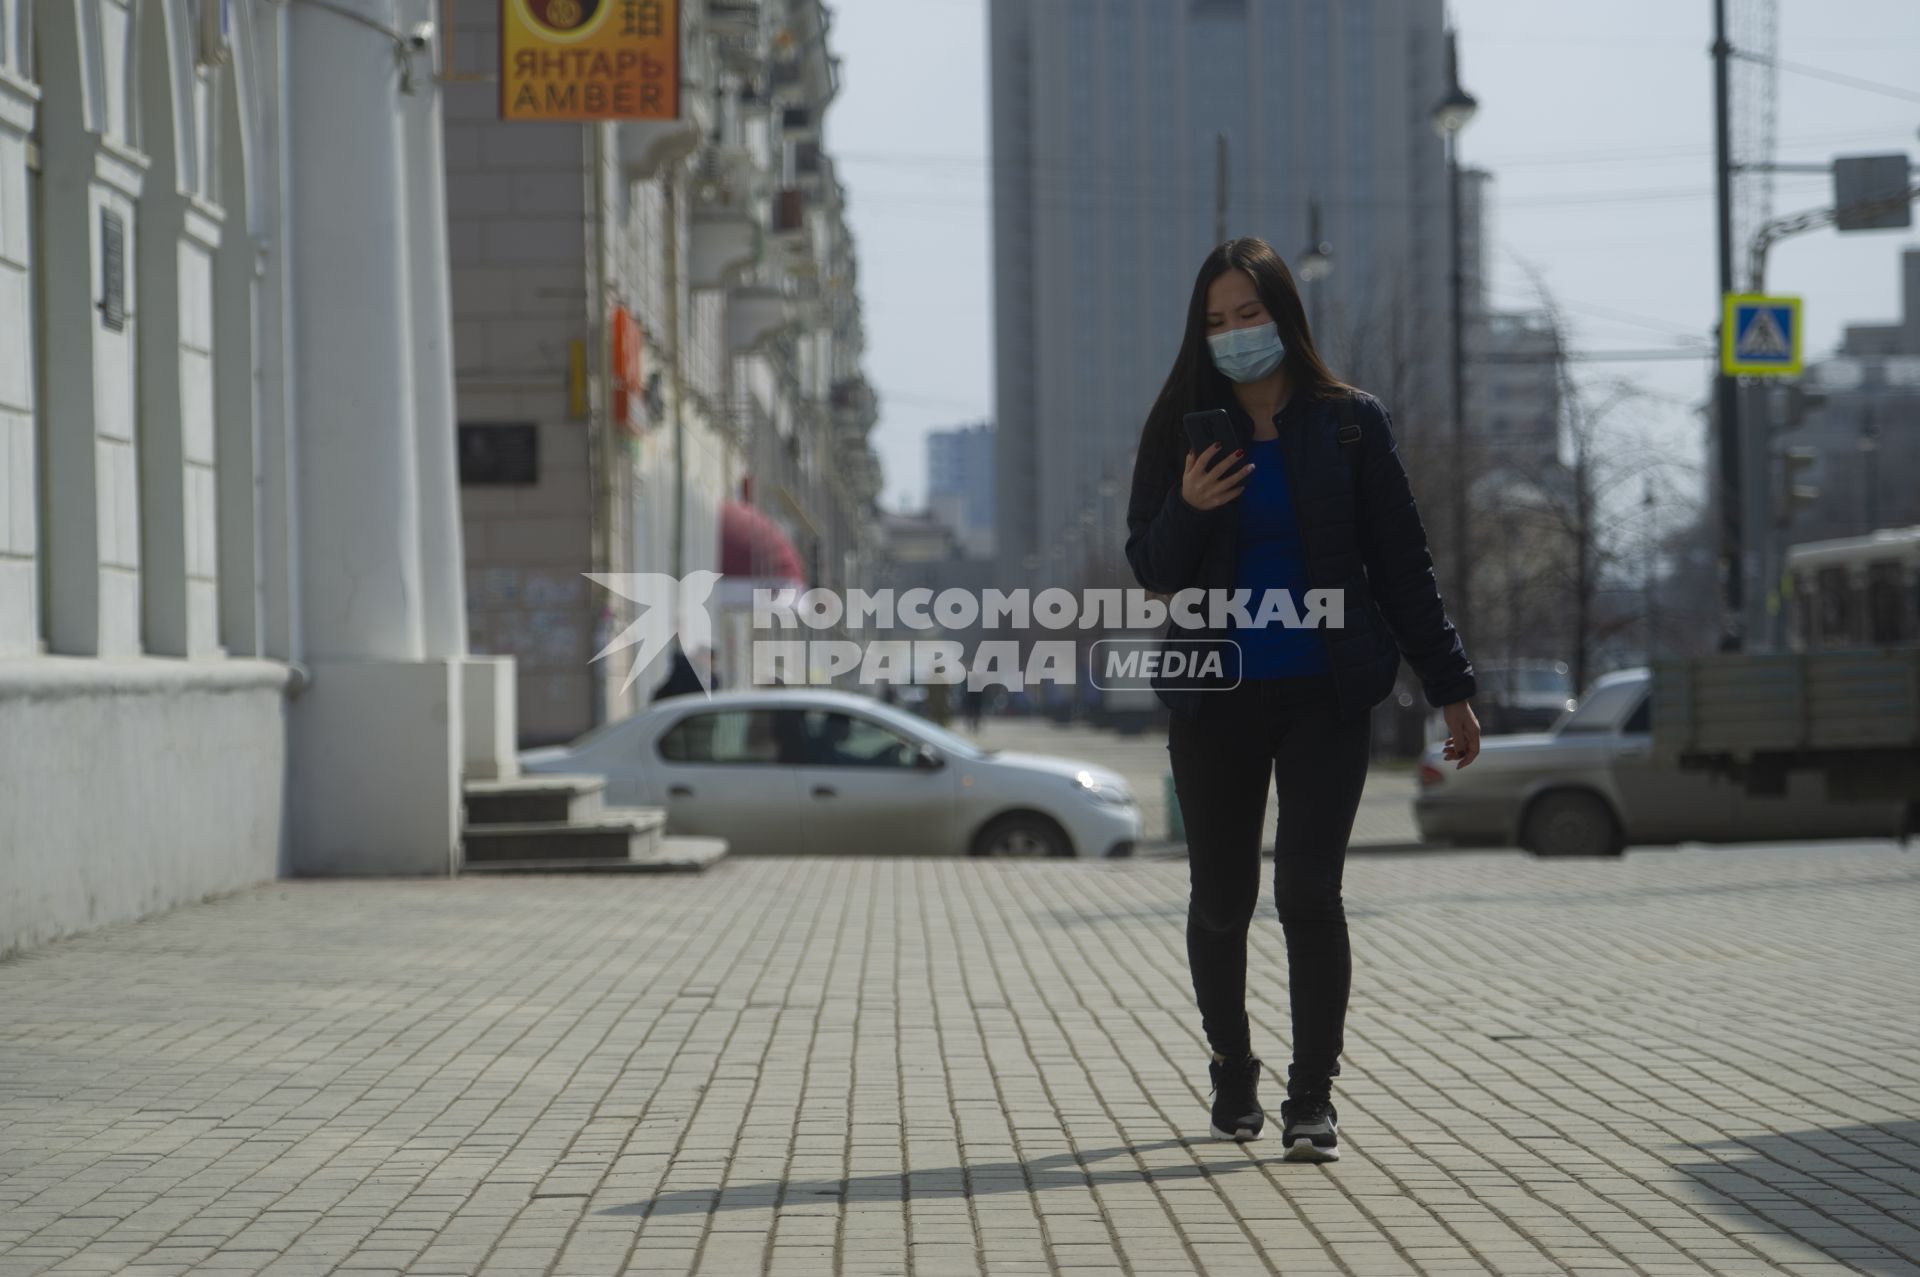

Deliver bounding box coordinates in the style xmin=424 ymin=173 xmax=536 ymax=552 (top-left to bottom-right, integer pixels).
xmin=1074 ymin=770 xmax=1135 ymax=806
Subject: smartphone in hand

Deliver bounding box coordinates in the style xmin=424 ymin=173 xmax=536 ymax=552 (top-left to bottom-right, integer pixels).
xmin=1182 ymin=409 xmax=1245 ymax=474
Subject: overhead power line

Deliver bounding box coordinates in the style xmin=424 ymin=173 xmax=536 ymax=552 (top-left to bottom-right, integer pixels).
xmin=1735 ymin=48 xmax=1920 ymax=105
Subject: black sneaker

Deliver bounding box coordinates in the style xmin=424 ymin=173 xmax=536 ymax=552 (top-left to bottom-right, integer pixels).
xmin=1279 ymin=1087 xmax=1339 ymax=1162
xmin=1207 ymin=1053 xmax=1265 ymax=1141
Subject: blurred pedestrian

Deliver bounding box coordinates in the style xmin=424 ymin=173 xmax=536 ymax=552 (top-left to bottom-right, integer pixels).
xmin=1124 ymin=237 xmax=1481 ymax=1163
xmin=963 ymin=685 xmax=985 ymax=733
xmin=651 ymin=641 xmax=706 ymax=702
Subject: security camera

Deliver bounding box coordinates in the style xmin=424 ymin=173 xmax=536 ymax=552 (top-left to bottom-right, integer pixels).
xmin=407 ymin=21 xmax=434 ymax=50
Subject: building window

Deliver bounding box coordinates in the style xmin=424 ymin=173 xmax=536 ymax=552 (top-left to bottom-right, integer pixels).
xmin=657 ymin=709 xmax=787 ymax=764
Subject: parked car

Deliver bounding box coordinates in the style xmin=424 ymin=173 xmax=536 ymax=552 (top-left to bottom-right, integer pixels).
xmin=1426 ymin=659 xmax=1575 ymax=741
xmin=1414 ymin=668 xmax=1908 ymax=856
xmin=1479 ymin=659 xmax=1578 ymax=734
xmin=519 ymin=688 xmax=1143 ymax=858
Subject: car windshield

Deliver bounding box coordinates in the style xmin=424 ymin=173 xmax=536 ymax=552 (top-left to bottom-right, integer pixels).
xmin=1518 ymin=668 xmax=1572 ymax=694
xmin=1555 ymin=680 xmax=1646 ymax=733
xmin=1485 ymin=665 xmax=1571 ymax=696
xmin=852 ymin=697 xmax=991 ymax=760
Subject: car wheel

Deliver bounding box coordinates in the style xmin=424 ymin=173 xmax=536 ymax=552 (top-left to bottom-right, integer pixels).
xmin=971 ymin=812 xmax=1073 ymax=859
xmin=1521 ymin=791 xmax=1624 ymax=857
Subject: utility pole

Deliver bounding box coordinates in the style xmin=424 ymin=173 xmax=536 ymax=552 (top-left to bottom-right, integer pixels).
xmin=1447 ymin=136 xmax=1470 ymax=643
xmin=1712 ymin=0 xmax=1743 ymax=650
xmin=1643 ymin=478 xmax=1659 ymax=662
xmin=1433 ymin=27 xmax=1478 ymax=647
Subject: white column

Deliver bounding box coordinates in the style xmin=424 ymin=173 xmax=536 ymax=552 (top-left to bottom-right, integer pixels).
xmin=399 ymin=2 xmax=521 ymax=782
xmin=284 ymin=0 xmax=457 ymax=875
xmin=286 ymin=0 xmax=424 ymax=662
xmin=399 ymin=0 xmax=467 ymax=662
xmin=247 ymin=1 xmax=300 ymax=664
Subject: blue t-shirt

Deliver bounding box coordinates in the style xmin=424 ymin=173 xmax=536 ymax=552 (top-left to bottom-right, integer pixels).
xmin=1230 ymin=434 xmax=1331 ymax=679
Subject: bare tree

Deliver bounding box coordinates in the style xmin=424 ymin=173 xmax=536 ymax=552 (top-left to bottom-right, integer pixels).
xmin=1487 ymin=264 xmax=1706 ymax=692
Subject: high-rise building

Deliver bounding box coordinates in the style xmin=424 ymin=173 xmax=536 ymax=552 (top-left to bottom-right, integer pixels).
xmin=1461 ymin=168 xmax=1563 ymax=480
xmin=1461 ymin=166 xmax=1493 ymax=325
xmin=1770 ymin=248 xmax=1920 ymax=545
xmin=927 ymin=423 xmax=996 ymax=560
xmin=1472 ymin=313 xmax=1565 ymax=477
xmin=990 ymin=0 xmax=1453 ymax=587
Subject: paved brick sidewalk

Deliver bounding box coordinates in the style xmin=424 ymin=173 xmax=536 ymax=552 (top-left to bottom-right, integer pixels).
xmin=3 ymin=844 xmax=1918 ymax=1276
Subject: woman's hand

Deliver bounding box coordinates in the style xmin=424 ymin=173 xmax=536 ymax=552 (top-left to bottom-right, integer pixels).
xmin=1180 ymin=444 xmax=1251 ymax=512
xmin=1440 ymin=700 xmax=1481 ymax=768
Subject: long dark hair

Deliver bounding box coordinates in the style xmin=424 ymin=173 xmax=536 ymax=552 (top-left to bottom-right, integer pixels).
xmin=1138 ymin=237 xmax=1354 ymax=455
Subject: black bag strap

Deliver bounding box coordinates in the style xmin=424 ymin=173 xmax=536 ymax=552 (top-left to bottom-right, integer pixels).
xmin=1334 ymin=393 xmax=1362 ymax=444
xmin=1334 ymin=394 xmax=1365 ymax=488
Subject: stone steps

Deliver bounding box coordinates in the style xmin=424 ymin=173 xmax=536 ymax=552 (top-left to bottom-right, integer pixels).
xmin=459 ymin=773 xmax=725 ymax=874
xmin=458 ymin=835 xmax=730 ymax=875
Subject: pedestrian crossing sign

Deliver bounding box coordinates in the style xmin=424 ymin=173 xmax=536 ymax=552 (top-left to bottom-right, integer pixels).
xmin=1722 ymin=294 xmax=1803 ymax=376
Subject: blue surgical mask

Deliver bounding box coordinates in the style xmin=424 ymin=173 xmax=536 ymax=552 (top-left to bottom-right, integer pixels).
xmin=1208 ymin=321 xmax=1286 ymax=383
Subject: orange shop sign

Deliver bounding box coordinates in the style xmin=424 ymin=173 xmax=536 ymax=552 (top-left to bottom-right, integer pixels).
xmin=611 ymin=306 xmax=646 ymax=435
xmin=500 ymin=0 xmax=681 ymax=122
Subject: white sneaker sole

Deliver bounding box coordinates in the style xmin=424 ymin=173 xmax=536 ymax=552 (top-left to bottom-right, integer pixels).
xmin=1282 ymin=1133 xmax=1340 ymax=1162
xmin=1209 ymin=1123 xmax=1263 ymax=1141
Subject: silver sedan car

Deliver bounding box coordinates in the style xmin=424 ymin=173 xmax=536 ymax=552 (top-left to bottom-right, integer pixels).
xmin=1414 ymin=667 xmax=1908 ymax=855
xmin=519 ymin=688 xmax=1143 ymax=858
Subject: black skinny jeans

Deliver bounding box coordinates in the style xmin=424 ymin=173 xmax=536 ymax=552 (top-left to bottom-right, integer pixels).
xmin=1168 ymin=672 xmax=1371 ymax=1092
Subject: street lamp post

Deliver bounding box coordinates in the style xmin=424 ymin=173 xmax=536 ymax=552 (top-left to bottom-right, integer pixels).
xmin=1432 ymin=26 xmax=1478 ymax=647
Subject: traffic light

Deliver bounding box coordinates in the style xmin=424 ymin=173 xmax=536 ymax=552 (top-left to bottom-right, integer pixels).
xmin=1776 ymin=446 xmax=1820 ymax=528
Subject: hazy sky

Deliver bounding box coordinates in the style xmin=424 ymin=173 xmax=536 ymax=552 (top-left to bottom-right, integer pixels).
xmin=824 ymin=0 xmax=1920 ymax=513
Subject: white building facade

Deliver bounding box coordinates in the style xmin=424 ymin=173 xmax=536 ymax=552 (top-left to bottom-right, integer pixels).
xmin=446 ymin=0 xmax=881 ymax=741
xmin=0 ymin=0 xmax=885 ymax=955
xmin=926 ymin=422 xmax=995 ymax=561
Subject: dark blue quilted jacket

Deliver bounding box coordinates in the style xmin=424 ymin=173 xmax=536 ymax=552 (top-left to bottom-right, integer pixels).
xmin=1123 ymin=389 xmax=1476 ymax=720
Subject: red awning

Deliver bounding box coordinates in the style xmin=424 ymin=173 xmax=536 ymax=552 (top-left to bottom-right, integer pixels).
xmin=721 ymin=500 xmax=806 ymax=585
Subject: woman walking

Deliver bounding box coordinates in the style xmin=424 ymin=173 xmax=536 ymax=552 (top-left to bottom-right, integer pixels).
xmin=1124 ymin=238 xmax=1482 ymax=1162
